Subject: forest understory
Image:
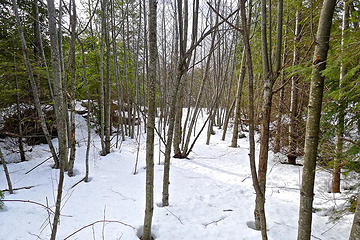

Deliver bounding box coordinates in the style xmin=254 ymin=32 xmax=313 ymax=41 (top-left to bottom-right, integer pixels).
xmin=0 ymin=107 xmax=355 ymax=240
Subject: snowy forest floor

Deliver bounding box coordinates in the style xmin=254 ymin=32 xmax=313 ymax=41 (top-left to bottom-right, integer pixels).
xmin=0 ymin=109 xmax=355 ymax=240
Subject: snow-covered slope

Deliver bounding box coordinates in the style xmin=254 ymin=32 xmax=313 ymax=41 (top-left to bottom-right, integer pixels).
xmin=0 ymin=113 xmax=354 ymax=239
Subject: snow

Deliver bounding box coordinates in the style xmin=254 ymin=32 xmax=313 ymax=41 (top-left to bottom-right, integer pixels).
xmin=0 ymin=111 xmax=354 ymax=240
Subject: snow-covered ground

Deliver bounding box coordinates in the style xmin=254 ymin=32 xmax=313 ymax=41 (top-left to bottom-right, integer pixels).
xmin=0 ymin=111 xmax=355 ymax=240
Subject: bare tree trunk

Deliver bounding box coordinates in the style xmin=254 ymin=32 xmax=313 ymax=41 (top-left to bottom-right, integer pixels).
xmin=68 ymin=0 xmax=77 ymax=177
xmin=79 ymin=40 xmax=91 ymax=182
xmin=142 ymin=0 xmax=157 ymax=239
xmin=12 ymin=0 xmax=59 ymax=168
xmin=239 ymin=0 xmax=267 ymax=239
xmin=104 ymin=0 xmax=111 ymax=154
xmin=33 ymin=0 xmax=41 ymax=96
xmin=99 ymin=0 xmax=106 ymax=155
xmin=34 ymin=0 xmax=54 ymax=99
xmin=231 ymin=49 xmax=246 ymax=147
xmin=0 ymin=148 xmax=13 ymax=194
xmin=274 ymin=16 xmax=288 ymax=153
xmin=349 ymin=193 xmax=360 ymax=240
xmin=288 ymin=5 xmax=302 ymax=164
xmin=297 ymin=0 xmax=336 ymax=239
xmin=59 ymin=0 xmax=70 ymax=149
xmin=46 ymin=0 xmax=69 ymax=238
xmin=222 ymin=98 xmax=235 ymax=141
xmin=173 ymin=0 xmax=189 ymax=156
xmin=332 ymin=0 xmax=349 ymax=193
xmin=255 ymin=0 xmax=283 ymax=232
xmin=14 ymin=53 xmax=26 ymax=162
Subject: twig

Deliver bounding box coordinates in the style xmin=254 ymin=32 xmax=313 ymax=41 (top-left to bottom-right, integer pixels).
xmin=2 ymin=199 xmax=55 ymax=214
xmin=46 ymin=197 xmax=53 ymax=230
xmin=203 ymin=216 xmax=227 ymax=228
xmin=341 ymin=137 xmax=360 ymax=147
xmin=311 ymin=235 xmax=322 ymax=240
xmin=207 ymin=2 xmax=242 ymax=33
xmin=321 ymin=222 xmax=339 ymax=235
xmin=25 ymin=156 xmax=53 ymax=174
xmin=63 ymin=220 xmax=135 ymax=240
xmin=164 ymin=207 xmax=184 ymax=225
xmin=71 ymin=177 xmax=86 ymax=189
xmin=1 ymin=185 xmax=35 ymax=192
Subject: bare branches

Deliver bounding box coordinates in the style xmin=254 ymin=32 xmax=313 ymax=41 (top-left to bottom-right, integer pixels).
xmin=207 ymin=2 xmax=242 ymax=33
xmin=63 ymin=220 xmax=135 ymax=240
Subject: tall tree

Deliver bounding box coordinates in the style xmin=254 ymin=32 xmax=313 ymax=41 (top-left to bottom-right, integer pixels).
xmin=239 ymin=0 xmax=268 ymax=239
xmin=288 ymin=4 xmax=303 ymax=164
xmin=255 ymin=0 xmax=283 ymax=231
xmin=12 ymin=0 xmax=59 ymax=168
xmin=46 ymin=0 xmax=68 ymax=238
xmin=297 ymin=0 xmax=336 ymax=239
xmin=332 ymin=0 xmax=349 ymax=193
xmin=104 ymin=0 xmax=111 ymax=154
xmin=68 ymin=0 xmax=77 ymax=177
xmin=142 ymin=0 xmax=157 ymax=239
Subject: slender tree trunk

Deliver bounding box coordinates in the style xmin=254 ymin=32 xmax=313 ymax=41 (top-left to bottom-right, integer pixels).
xmin=34 ymin=0 xmax=54 ymax=99
xmin=173 ymin=84 xmax=184 ymax=156
xmin=104 ymin=0 xmax=111 ymax=154
xmin=332 ymin=0 xmax=349 ymax=193
xmin=46 ymin=0 xmax=68 ymax=238
xmin=79 ymin=41 xmax=91 ymax=182
xmin=274 ymin=16 xmax=288 ymax=154
xmin=239 ymin=0 xmax=267 ymax=239
xmin=297 ymin=0 xmax=336 ymax=239
xmin=0 ymin=148 xmax=13 ymax=194
xmin=99 ymin=0 xmax=106 ymax=155
xmin=143 ymin=0 xmax=157 ymax=239
xmin=14 ymin=54 xmax=26 ymax=162
xmin=255 ymin=0 xmax=283 ymax=232
xmin=231 ymin=49 xmax=246 ymax=147
xmin=33 ymin=0 xmax=41 ymax=97
xmin=288 ymin=5 xmax=302 ymax=164
xmin=222 ymin=98 xmax=236 ymax=141
xmin=68 ymin=0 xmax=77 ymax=177
xmin=12 ymin=0 xmax=59 ymax=168
xmin=59 ymin=0 xmax=70 ymax=149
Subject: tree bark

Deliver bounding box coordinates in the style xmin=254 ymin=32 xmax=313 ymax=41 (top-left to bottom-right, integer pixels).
xmin=297 ymin=0 xmax=336 ymax=239
xmin=46 ymin=0 xmax=68 ymax=238
xmin=68 ymin=0 xmax=77 ymax=177
xmin=0 ymin=148 xmax=13 ymax=194
xmin=255 ymin=0 xmax=283 ymax=232
xmin=143 ymin=0 xmax=157 ymax=239
xmin=239 ymin=0 xmax=268 ymax=239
